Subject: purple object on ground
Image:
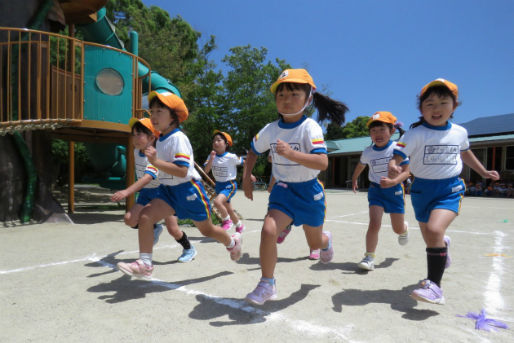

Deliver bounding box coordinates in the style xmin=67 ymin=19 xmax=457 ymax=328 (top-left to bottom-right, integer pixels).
xmin=457 ymin=309 xmax=508 ymax=332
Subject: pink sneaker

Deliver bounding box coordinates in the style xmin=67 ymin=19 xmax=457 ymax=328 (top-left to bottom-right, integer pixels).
xmin=236 ymin=223 xmax=245 ymax=234
xmin=226 ymin=233 xmax=242 ymax=261
xmin=277 ymin=225 xmax=292 ymax=244
xmin=222 ymin=219 xmax=233 ymax=231
xmin=117 ymin=259 xmax=153 ymax=280
xmin=320 ymin=231 xmax=334 ymax=264
xmin=309 ymin=249 xmax=320 ymax=260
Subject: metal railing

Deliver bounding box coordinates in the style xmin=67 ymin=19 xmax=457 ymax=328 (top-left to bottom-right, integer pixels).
xmin=0 ymin=27 xmax=150 ymax=135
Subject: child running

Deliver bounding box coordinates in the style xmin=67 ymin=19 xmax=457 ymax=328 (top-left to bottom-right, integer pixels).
xmin=117 ymin=91 xmax=242 ymax=280
xmin=242 ymin=68 xmax=348 ymax=305
xmin=351 ymin=111 xmax=410 ymax=271
xmin=111 ymin=117 xmax=196 ymax=262
xmin=203 ymin=130 xmax=245 ymax=233
xmin=389 ymin=78 xmax=499 ymax=304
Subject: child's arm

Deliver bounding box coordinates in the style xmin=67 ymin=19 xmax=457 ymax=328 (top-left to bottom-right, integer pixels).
xmin=461 ymin=150 xmax=500 ymax=180
xmin=111 ymin=174 xmax=153 ymax=202
xmin=145 ymin=146 xmax=188 ymax=178
xmin=242 ymin=150 xmax=257 ymax=200
xmin=267 ymin=175 xmax=276 ymax=193
xmin=380 ymin=163 xmax=410 ymax=188
xmin=388 ymin=154 xmax=404 ymax=178
xmin=351 ymin=163 xmax=366 ymax=193
xmin=203 ymin=151 xmax=216 ymax=174
xmin=275 ymin=138 xmax=328 ymax=170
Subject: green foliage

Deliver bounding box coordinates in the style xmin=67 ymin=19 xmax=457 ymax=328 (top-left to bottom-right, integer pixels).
xmin=51 ymin=139 xmax=91 ymax=183
xmin=341 ymin=116 xmax=370 ymax=138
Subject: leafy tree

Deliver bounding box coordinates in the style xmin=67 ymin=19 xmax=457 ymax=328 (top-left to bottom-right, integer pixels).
xmin=341 ymin=116 xmax=369 ymax=138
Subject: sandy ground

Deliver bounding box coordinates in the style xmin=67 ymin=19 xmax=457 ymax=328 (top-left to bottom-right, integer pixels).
xmin=1 ymin=190 xmax=513 ymax=343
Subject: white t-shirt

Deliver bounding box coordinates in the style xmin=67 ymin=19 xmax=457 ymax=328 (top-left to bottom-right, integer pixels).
xmin=205 ymin=152 xmax=243 ymax=182
xmin=156 ymin=128 xmax=201 ymax=186
xmin=360 ymin=141 xmax=408 ymax=184
xmin=394 ymin=122 xmax=469 ymax=179
xmin=251 ymin=116 xmax=326 ymax=182
xmin=134 ymin=149 xmax=160 ymax=188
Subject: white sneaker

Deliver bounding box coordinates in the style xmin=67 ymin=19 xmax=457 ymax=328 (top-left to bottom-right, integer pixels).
xmin=246 ymin=280 xmax=277 ymax=305
xmin=398 ymin=221 xmax=409 ymax=246
xmin=358 ymin=254 xmax=375 ymax=271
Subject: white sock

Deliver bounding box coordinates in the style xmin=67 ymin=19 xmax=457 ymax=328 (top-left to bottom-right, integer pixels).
xmin=223 ymin=215 xmax=230 ymax=222
xmin=235 ymin=221 xmax=242 ymax=228
xmin=140 ymin=253 xmax=152 ymax=267
xmin=226 ymin=237 xmax=235 ymax=249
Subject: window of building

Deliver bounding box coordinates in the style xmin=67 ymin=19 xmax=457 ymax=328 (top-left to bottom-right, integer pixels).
xmin=506 ymin=146 xmax=514 ymax=170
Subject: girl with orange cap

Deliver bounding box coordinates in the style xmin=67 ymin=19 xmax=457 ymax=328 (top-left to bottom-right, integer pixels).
xmin=111 ymin=117 xmax=196 ymax=263
xmin=204 ymin=130 xmax=245 ymax=233
xmin=242 ymin=68 xmax=348 ymax=305
xmin=117 ymin=91 xmax=242 ymax=280
xmin=390 ymin=78 xmax=499 ymax=304
xmin=351 ymin=111 xmax=410 ymax=272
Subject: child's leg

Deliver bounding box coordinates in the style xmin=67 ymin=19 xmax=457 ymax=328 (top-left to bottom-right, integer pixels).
xmin=419 ymin=209 xmax=456 ymax=286
xmin=138 ymin=199 xmax=174 ymax=254
xmin=260 ymin=209 xmax=292 ymax=278
xmin=366 ymin=205 xmax=384 ymax=253
xmin=225 ymin=201 xmax=239 ymax=224
xmin=193 ymin=218 xmax=232 ymax=245
xmin=124 ymin=204 xmax=144 ymax=227
xmin=390 ymin=213 xmax=407 ymax=235
xmin=302 ymin=224 xmax=325 ymax=250
xmin=164 ymin=215 xmax=183 ymax=240
xmin=213 ymin=194 xmax=229 ymax=219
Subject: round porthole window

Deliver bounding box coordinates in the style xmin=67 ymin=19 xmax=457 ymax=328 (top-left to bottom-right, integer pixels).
xmin=96 ymin=68 xmax=124 ymax=95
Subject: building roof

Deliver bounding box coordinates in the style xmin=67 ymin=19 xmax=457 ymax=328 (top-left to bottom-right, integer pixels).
xmin=459 ymin=113 xmax=514 ymax=137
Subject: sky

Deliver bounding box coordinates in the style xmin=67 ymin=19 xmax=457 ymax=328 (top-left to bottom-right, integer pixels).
xmin=142 ymin=0 xmax=514 ymax=126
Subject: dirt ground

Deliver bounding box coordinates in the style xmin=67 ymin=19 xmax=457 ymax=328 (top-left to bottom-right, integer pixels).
xmin=1 ymin=189 xmax=513 ymax=342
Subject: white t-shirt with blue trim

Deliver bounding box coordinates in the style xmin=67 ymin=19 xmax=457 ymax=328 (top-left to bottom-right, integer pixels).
xmin=156 ymin=128 xmax=201 ymax=186
xmin=251 ymin=116 xmax=326 ymax=182
xmin=360 ymin=140 xmax=409 ymax=184
xmin=134 ymin=149 xmax=160 ymax=188
xmin=204 ymin=152 xmax=243 ymax=182
xmin=393 ymin=122 xmax=469 ymax=179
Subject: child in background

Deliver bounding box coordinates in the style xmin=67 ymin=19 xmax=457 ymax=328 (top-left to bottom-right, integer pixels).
xmin=389 ymin=78 xmax=499 ymax=304
xmin=111 ymin=118 xmax=196 ymax=263
xmin=242 ymin=68 xmax=348 ymax=305
xmin=203 ymin=130 xmax=245 ymax=233
xmin=351 ymin=111 xmax=410 ymax=271
xmin=117 ymin=91 xmax=242 ymax=280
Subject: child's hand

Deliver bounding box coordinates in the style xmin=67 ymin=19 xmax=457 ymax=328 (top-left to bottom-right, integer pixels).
xmin=380 ymin=176 xmax=396 ymax=189
xmin=388 ymin=164 xmax=401 ymax=179
xmin=483 ymin=170 xmax=500 ymax=180
xmin=111 ymin=190 xmax=129 ymax=202
xmin=242 ymin=176 xmax=254 ymax=200
xmin=210 ymin=150 xmax=216 ymax=159
xmin=352 ymin=179 xmax=358 ymax=193
xmin=144 ymin=146 xmax=157 ymax=163
xmin=275 ymin=139 xmax=292 ymax=157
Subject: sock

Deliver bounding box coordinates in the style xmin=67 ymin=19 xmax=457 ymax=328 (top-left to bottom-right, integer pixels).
xmin=261 ymin=277 xmax=275 ymax=286
xmin=426 ymin=247 xmax=447 ymax=286
xmin=365 ymin=252 xmax=376 ymax=259
xmin=226 ymin=237 xmax=235 ymax=249
xmin=223 ymin=215 xmax=230 ymax=222
xmin=140 ymin=253 xmax=153 ymax=267
xmin=176 ymin=231 xmax=191 ymax=250
xmin=235 ymin=221 xmax=242 ymax=228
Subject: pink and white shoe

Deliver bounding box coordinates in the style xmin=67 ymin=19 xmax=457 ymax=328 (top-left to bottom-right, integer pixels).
xmin=309 ymin=249 xmax=320 ymax=260
xmin=222 ymin=219 xmax=233 ymax=231
xmin=117 ymin=259 xmax=153 ymax=280
xmin=226 ymin=233 xmax=242 ymax=261
xmin=236 ymin=223 xmax=245 ymax=233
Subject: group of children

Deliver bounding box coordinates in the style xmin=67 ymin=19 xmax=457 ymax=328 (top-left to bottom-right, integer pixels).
xmin=112 ymin=69 xmax=499 ymax=307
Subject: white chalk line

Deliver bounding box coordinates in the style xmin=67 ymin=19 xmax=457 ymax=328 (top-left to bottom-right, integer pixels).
xmin=484 ymin=231 xmax=506 ymax=318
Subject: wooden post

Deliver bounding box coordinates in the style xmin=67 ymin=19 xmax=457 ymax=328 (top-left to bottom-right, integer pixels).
xmin=126 ymin=136 xmax=135 ymax=211
xmin=68 ymin=141 xmax=75 ymax=213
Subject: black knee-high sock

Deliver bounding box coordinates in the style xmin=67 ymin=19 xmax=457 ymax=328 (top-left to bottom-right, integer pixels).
xmin=426 ymin=247 xmax=447 ymax=286
xmin=176 ymin=231 xmax=191 ymax=250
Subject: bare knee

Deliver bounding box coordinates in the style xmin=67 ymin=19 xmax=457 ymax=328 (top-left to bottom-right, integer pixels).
xmin=124 ymin=213 xmax=138 ymax=227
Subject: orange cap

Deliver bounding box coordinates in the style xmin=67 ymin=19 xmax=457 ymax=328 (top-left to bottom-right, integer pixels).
xmin=366 ymin=111 xmax=397 ymax=127
xmin=420 ymin=78 xmax=458 ymax=100
xmin=270 ymin=69 xmax=317 ymax=94
xmin=148 ymin=90 xmax=189 ymax=123
xmin=213 ymin=130 xmax=233 ymax=147
xmin=129 ymin=117 xmax=159 ymax=138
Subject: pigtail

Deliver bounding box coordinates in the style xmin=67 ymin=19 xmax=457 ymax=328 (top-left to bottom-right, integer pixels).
xmin=394 ymin=121 xmax=405 ymax=136
xmin=410 ymin=116 xmax=425 ymax=129
xmin=312 ymin=92 xmax=349 ymax=126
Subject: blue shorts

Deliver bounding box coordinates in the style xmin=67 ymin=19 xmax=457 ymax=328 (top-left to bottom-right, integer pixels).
xmin=215 ymin=180 xmax=237 ymax=202
xmin=157 ymin=180 xmax=212 ymax=222
xmin=368 ymin=182 xmax=405 ymax=214
xmin=410 ymin=176 xmax=465 ymax=223
xmin=136 ymin=187 xmax=161 ymax=206
xmin=269 ymin=178 xmax=325 ymax=227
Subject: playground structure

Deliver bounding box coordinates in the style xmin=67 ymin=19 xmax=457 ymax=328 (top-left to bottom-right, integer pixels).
xmin=0 ymin=1 xmax=206 ymax=222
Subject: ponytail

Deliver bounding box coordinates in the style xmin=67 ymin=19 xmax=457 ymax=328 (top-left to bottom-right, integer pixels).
xmin=394 ymin=121 xmax=405 ymax=136
xmin=312 ymin=92 xmax=348 ymax=126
